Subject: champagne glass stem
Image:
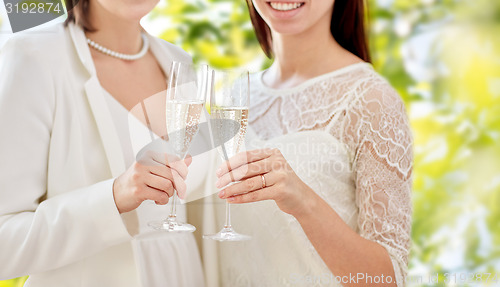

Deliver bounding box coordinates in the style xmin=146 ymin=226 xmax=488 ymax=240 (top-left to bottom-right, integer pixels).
xmin=224 ymin=201 xmax=231 ymax=228
xmin=169 ymin=192 xmax=178 ymax=221
xmin=220 ymin=135 xmax=232 ymax=229
xmin=168 ymin=152 xmax=183 ymax=225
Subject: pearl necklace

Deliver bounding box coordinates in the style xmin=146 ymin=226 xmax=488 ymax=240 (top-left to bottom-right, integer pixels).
xmin=86 ymin=33 xmax=149 ymax=61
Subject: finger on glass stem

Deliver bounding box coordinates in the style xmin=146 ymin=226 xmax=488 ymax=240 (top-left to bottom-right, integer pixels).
xmin=216 ymin=149 xmax=274 ymax=177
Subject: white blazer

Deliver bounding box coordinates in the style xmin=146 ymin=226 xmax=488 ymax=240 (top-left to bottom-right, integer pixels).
xmin=0 ymin=22 xmax=208 ymax=286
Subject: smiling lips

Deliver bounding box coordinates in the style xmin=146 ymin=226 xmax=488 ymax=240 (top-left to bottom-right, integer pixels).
xmin=269 ymin=2 xmax=304 ymax=11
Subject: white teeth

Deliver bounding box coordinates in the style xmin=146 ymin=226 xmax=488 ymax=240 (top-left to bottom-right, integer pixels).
xmin=269 ymin=2 xmax=303 ymax=11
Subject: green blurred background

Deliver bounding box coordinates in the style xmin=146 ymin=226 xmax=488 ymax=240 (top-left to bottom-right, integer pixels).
xmin=0 ymin=0 xmax=499 ymax=286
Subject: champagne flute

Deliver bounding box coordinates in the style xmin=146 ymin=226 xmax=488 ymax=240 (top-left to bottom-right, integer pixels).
xmin=148 ymin=62 xmax=208 ymax=232
xmin=203 ymin=69 xmax=251 ymax=241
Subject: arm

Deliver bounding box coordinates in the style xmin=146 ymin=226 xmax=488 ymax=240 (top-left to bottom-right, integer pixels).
xmin=293 ymin=118 xmax=412 ymax=287
xmin=216 ymin=85 xmax=412 ymax=286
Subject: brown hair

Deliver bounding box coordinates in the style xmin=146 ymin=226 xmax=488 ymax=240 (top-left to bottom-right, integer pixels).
xmin=64 ymin=0 xmax=96 ymax=31
xmin=245 ymin=0 xmax=371 ymax=62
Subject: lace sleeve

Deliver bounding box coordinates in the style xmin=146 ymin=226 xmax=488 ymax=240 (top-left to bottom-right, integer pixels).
xmin=347 ymin=81 xmax=413 ymax=285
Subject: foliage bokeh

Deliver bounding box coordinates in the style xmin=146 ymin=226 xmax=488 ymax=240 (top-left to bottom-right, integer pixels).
xmin=1 ymin=0 xmax=499 ymax=285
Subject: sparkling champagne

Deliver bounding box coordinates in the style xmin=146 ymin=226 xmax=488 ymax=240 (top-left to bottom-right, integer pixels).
xmin=212 ymin=107 xmax=249 ymax=159
xmin=166 ymin=100 xmax=204 ymax=157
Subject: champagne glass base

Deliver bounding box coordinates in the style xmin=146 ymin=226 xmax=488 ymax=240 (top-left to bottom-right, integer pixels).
xmin=203 ymin=227 xmax=251 ymax=241
xmin=148 ymin=220 xmax=196 ymax=233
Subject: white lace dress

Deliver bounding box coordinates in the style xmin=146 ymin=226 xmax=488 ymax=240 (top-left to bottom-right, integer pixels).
xmin=217 ymin=62 xmax=413 ymax=287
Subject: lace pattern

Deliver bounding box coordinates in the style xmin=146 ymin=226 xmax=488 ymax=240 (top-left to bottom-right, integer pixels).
xmin=221 ymin=63 xmax=412 ymax=286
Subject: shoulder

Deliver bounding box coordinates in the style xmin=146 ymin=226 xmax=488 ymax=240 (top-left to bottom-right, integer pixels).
xmin=1 ymin=23 xmax=68 ymax=60
xmin=0 ymin=24 xmax=68 ymax=104
xmin=352 ymin=65 xmax=407 ymax=118
xmin=350 ymin=66 xmax=413 ymax=175
xmin=0 ymin=23 xmax=71 ymax=75
xmin=352 ymin=66 xmax=413 ymax=154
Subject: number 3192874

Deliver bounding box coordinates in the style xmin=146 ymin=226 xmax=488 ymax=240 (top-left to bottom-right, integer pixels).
xmin=5 ymin=2 xmax=62 ymax=14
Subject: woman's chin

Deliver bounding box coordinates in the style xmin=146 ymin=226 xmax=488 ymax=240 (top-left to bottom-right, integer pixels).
xmin=268 ymin=23 xmax=306 ymax=37
xmin=118 ymin=9 xmax=152 ymax=22
xmin=108 ymin=2 xmax=158 ymax=23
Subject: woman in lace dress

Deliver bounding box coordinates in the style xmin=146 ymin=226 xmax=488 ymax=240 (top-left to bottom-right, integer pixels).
xmin=211 ymin=0 xmax=412 ymax=286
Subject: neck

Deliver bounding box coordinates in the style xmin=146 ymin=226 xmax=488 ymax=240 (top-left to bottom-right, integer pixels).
xmin=86 ymin=2 xmax=143 ymax=54
xmin=266 ymin=22 xmax=359 ymax=88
